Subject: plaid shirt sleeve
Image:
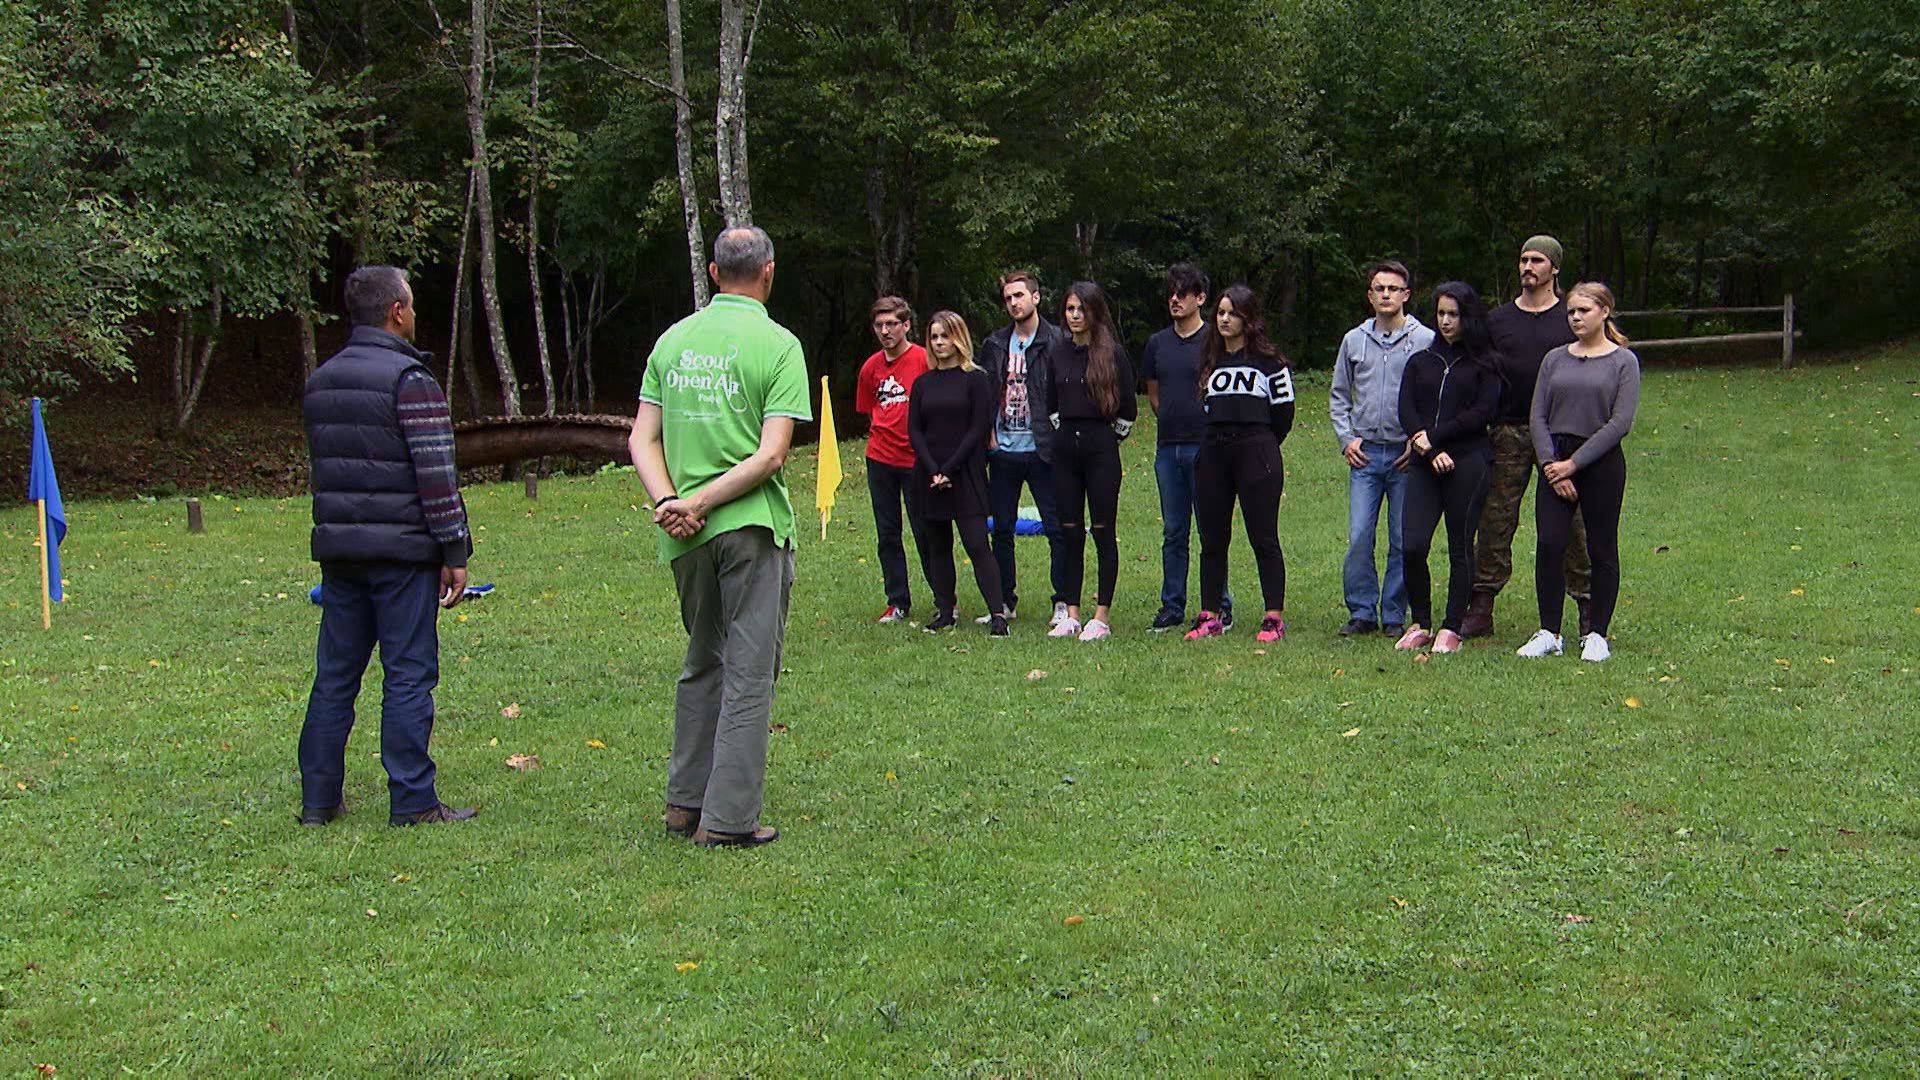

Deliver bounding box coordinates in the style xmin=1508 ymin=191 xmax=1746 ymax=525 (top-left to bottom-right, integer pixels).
xmin=396 ymin=368 xmax=472 ymax=567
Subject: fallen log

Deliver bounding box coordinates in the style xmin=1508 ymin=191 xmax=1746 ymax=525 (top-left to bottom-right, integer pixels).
xmin=453 ymin=414 xmax=634 ymax=469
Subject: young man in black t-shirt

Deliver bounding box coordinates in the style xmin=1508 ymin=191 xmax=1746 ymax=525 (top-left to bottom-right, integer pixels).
xmin=1141 ymin=263 xmax=1230 ymax=631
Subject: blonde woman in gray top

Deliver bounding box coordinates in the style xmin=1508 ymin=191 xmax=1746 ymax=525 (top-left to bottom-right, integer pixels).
xmin=1516 ymin=281 xmax=1641 ymax=662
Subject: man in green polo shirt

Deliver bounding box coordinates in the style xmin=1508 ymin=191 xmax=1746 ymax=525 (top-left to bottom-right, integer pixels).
xmin=629 ymin=225 xmax=812 ymax=848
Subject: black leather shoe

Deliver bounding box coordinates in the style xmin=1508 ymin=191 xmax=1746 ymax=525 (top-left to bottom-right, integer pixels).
xmin=390 ymin=804 xmax=479 ymax=827
xmin=1382 ymin=623 xmax=1405 ymax=638
xmin=1339 ymin=618 xmax=1379 ymax=637
xmin=299 ymin=804 xmax=344 ymax=827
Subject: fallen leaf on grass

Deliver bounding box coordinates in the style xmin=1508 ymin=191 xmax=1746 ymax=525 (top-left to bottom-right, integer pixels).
xmin=1026 ymin=669 xmax=1048 ymax=681
xmin=770 ymin=722 xmax=789 ymax=734
xmin=585 ymin=739 xmax=608 ymax=750
xmin=505 ymin=753 xmax=541 ymax=771
xmin=1726 ymin=595 xmax=1745 ymax=604
xmin=1341 ymin=728 xmax=1361 ymax=738
xmin=675 ymin=961 xmax=699 ymax=973
xmin=1063 ymin=915 xmax=1085 ymax=926
xmin=1253 ymin=648 xmax=1267 ymax=656
xmin=1789 ymin=588 xmax=1805 ymax=597
xmin=884 ymin=770 xmax=898 ymax=782
xmin=1821 ymin=657 xmax=1836 ymax=665
xmin=1624 ymin=698 xmax=1642 ymax=709
xmin=500 ymin=703 xmax=522 ymax=719
xmin=1413 ymin=653 xmax=1430 ymax=664
xmin=1389 ymin=895 xmax=1408 ymax=909
xmin=1774 ymin=658 xmax=1791 ymax=668
xmin=35 ymin=1065 xmax=55 ymax=1077
xmin=1336 ymin=701 xmax=1355 ymax=709
xmin=488 ymin=737 xmax=500 ymax=747
xmin=1562 ymin=913 xmax=1591 ymax=924
xmin=365 ymin=908 xmax=378 ymax=918
xmin=391 ymin=874 xmax=412 ymax=883
xmin=1332 ymin=668 xmax=1345 ymax=677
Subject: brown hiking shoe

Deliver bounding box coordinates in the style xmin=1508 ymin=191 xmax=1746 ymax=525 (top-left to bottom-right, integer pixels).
xmin=1460 ymin=592 xmax=1495 ymax=639
xmin=1575 ymin=597 xmax=1594 ymax=638
xmin=693 ymin=825 xmax=780 ymax=848
xmin=664 ymin=804 xmax=699 ymax=838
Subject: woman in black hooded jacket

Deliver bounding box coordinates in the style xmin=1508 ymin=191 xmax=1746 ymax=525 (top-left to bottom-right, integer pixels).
xmin=1395 ymin=281 xmax=1503 ymax=652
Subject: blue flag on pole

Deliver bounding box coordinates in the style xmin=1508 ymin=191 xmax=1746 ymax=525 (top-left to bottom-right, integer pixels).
xmin=28 ymin=398 xmax=66 ymax=603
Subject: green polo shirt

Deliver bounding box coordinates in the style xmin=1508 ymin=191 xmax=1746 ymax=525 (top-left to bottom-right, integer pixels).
xmin=639 ymin=292 xmax=812 ymax=561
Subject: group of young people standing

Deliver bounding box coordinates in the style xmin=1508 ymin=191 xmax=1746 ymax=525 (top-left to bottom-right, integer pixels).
xmin=855 ymin=235 xmax=1641 ymax=660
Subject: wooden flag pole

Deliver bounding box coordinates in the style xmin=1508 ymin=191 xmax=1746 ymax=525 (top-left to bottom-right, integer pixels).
xmin=37 ymin=497 xmax=51 ymax=629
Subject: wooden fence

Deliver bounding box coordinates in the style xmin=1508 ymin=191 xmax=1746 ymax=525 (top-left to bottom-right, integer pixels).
xmin=1614 ymin=294 xmax=1800 ymax=367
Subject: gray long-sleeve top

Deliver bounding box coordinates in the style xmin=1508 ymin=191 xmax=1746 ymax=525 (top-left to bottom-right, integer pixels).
xmin=1329 ymin=315 xmax=1434 ymax=445
xmin=1529 ymin=345 xmax=1641 ymax=469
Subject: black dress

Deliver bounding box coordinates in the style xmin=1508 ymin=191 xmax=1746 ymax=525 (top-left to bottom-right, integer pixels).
xmin=908 ymin=366 xmax=994 ymax=520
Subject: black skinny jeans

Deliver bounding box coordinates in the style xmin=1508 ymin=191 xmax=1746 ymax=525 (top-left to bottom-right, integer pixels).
xmin=1536 ymin=435 xmax=1626 ymax=637
xmin=1052 ymin=421 xmax=1123 ymax=608
xmin=924 ymin=515 xmax=1003 ymax=616
xmin=1401 ymin=446 xmax=1491 ymax=632
xmin=866 ymin=461 xmax=930 ymax=610
xmin=1196 ymin=428 xmax=1287 ymax=614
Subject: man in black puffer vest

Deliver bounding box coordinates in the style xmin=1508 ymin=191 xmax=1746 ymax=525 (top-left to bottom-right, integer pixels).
xmin=299 ymin=266 xmax=477 ymax=828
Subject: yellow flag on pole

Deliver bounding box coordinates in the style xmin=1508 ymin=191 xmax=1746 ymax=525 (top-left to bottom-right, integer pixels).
xmin=815 ymin=375 xmax=842 ymax=539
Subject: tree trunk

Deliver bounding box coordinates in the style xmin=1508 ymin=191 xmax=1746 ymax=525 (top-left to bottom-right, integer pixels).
xmin=1637 ymin=214 xmax=1659 ymax=309
xmin=524 ymin=0 xmax=557 ymax=415
xmin=666 ymin=0 xmax=710 ymax=305
xmin=172 ymin=287 xmax=223 ymax=432
xmin=1074 ymin=221 xmax=1098 ymax=275
xmin=447 ymin=168 xmax=476 ymax=398
xmin=715 ymin=0 xmax=757 ymax=226
xmin=284 ymin=2 xmax=320 ymax=389
xmin=465 ymin=0 xmax=521 ymax=416
xmin=1684 ymin=234 xmax=1706 ymax=335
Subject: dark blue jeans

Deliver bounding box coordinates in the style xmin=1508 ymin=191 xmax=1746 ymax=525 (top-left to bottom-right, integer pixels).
xmin=300 ymin=563 xmax=442 ymax=815
xmin=987 ymin=449 xmax=1067 ymax=613
xmin=1154 ymin=442 xmax=1229 ymax=619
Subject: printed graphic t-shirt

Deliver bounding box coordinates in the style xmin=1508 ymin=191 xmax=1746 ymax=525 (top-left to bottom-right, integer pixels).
xmin=995 ymin=329 xmax=1037 ymax=453
xmin=855 ymin=342 xmax=927 ymax=468
xmin=638 ymin=293 xmax=813 ymax=561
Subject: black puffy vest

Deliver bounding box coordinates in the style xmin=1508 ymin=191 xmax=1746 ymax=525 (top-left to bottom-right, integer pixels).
xmin=303 ymin=327 xmax=443 ymax=566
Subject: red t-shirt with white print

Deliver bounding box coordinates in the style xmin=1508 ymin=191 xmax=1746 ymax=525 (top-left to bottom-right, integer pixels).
xmin=855 ymin=342 xmax=927 ymax=469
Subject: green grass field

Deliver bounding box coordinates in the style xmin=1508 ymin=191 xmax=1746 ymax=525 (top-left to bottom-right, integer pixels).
xmin=4 ymin=344 xmax=1918 ymax=1074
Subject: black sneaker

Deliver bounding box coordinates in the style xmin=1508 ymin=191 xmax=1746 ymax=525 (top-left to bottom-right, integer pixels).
xmin=1219 ymin=608 xmax=1235 ymax=631
xmin=923 ymin=609 xmax=958 ymax=632
xmin=988 ymin=614 xmax=1010 ymax=637
xmin=1338 ymin=618 xmax=1379 ymax=637
xmin=1382 ymin=623 xmax=1405 ymax=638
xmin=1150 ymin=609 xmax=1185 ymax=632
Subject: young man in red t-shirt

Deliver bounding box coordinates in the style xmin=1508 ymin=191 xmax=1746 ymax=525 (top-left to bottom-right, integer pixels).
xmin=856 ymin=295 xmax=932 ymax=622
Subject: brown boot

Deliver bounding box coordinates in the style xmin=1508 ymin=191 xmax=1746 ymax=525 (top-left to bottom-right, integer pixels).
xmin=1575 ymin=597 xmax=1594 ymax=638
xmin=1460 ymin=591 xmax=1495 ymax=639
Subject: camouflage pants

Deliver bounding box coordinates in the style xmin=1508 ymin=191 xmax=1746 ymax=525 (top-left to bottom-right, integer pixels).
xmin=1473 ymin=423 xmax=1591 ymax=599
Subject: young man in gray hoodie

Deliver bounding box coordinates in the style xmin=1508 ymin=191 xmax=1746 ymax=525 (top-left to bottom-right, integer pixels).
xmin=1329 ymin=260 xmax=1433 ymax=637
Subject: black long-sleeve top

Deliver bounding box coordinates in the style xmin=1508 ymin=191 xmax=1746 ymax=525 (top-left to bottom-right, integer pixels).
xmin=908 ymin=365 xmax=995 ymax=520
xmin=1397 ymin=339 xmax=1502 ymax=461
xmin=1052 ymin=339 xmax=1138 ymax=423
xmin=1201 ymin=348 xmax=1295 ymax=444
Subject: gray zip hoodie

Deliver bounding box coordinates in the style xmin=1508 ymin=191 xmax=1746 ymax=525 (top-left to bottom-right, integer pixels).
xmin=1329 ymin=315 xmax=1435 ymax=446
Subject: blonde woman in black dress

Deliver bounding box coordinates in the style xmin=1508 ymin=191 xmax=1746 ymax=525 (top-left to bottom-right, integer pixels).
xmin=909 ymin=311 xmax=1007 ymax=635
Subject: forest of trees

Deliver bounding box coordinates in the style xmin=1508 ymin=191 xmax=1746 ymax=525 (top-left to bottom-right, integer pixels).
xmin=3 ymin=0 xmax=1916 ymax=427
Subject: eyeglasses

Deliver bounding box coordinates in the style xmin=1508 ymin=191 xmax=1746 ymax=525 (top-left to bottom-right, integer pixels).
xmin=1369 ymin=285 xmax=1408 ymax=295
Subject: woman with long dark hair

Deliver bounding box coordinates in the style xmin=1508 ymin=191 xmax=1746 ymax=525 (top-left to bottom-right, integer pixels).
xmin=909 ymin=311 xmax=1006 ymax=635
xmin=1046 ymin=280 xmax=1136 ymax=641
xmin=1394 ymin=281 xmax=1503 ymax=653
xmin=1519 ymin=281 xmax=1640 ymax=662
xmin=1184 ymin=284 xmax=1295 ymax=643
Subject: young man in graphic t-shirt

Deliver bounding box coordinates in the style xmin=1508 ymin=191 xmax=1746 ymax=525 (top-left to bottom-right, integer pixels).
xmin=1141 ymin=262 xmax=1229 ymax=632
xmin=975 ymin=270 xmax=1069 ymax=626
xmin=855 ymin=295 xmax=932 ymax=623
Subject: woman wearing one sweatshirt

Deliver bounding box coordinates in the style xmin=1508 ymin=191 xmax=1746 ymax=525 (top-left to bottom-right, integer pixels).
xmin=1518 ymin=281 xmax=1641 ymax=662
xmin=1184 ymin=284 xmax=1296 ymax=643
xmin=1395 ymin=282 xmax=1503 ymax=653
xmin=1047 ymin=281 xmax=1137 ymax=642
xmin=908 ymin=311 xmax=1006 ymax=636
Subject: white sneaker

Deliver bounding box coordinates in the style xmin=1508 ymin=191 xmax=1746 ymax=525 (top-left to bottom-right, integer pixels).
xmin=1077 ymin=618 xmax=1111 ymax=641
xmin=975 ymin=606 xmax=1015 ymax=625
xmin=1579 ymin=632 xmax=1611 ymax=662
xmin=1050 ymin=601 xmax=1070 ymax=628
xmin=1516 ymin=629 xmax=1563 ymax=658
xmin=1048 ymin=617 xmax=1082 ymax=638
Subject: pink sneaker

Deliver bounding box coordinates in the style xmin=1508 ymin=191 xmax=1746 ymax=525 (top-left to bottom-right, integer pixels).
xmin=1394 ymin=624 xmax=1433 ymax=650
xmin=1183 ymin=612 xmax=1225 ymax=640
xmin=1048 ymin=617 xmax=1082 ymax=638
xmin=1255 ymin=615 xmax=1286 ymax=642
xmin=1077 ymin=618 xmax=1111 ymax=641
xmin=1431 ymin=629 xmax=1463 ymax=653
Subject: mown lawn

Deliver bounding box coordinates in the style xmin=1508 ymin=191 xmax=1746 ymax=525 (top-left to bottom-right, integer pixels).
xmin=3 ymin=344 xmax=1918 ymax=1074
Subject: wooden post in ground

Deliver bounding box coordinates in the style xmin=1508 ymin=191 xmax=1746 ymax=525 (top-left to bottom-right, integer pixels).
xmin=186 ymin=498 xmax=205 ymax=534
xmin=37 ymin=498 xmax=51 ymax=630
xmin=524 ymin=468 xmax=538 ymax=499
xmin=1782 ymin=293 xmax=1795 ymax=368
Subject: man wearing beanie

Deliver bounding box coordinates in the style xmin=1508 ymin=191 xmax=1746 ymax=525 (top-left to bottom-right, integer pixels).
xmin=1463 ymin=235 xmax=1593 ymax=639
